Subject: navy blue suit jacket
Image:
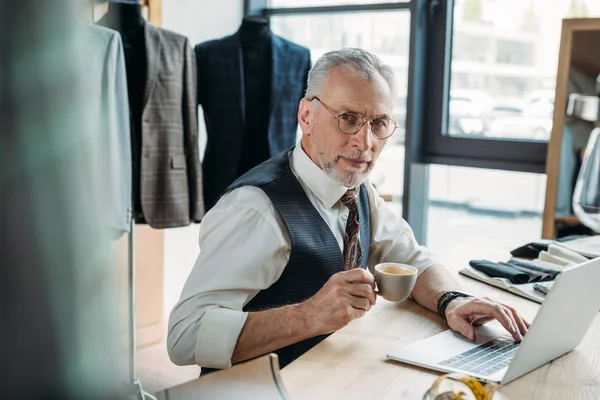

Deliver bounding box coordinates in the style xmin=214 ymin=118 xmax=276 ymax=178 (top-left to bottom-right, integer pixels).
xmin=195 ymin=32 xmax=311 ymax=210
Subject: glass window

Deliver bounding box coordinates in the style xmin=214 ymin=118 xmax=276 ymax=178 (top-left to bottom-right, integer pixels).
xmin=426 ymin=165 xmax=546 ymax=263
xmin=269 ymin=0 xmax=408 ymax=8
xmin=270 ymin=11 xmax=411 ymax=215
xmin=447 ymin=0 xmax=600 ymax=141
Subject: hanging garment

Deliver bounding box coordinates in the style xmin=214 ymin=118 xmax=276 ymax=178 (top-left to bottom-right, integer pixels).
xmin=86 ymin=25 xmax=132 ymax=236
xmin=195 ymin=30 xmax=311 ymax=211
xmin=97 ymin=17 xmax=205 ymax=228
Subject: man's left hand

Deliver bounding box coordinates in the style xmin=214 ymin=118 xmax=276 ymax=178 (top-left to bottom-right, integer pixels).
xmin=444 ymin=296 xmax=530 ymax=342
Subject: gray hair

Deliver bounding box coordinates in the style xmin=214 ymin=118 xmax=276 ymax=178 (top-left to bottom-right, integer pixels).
xmin=305 ymin=48 xmax=396 ymax=99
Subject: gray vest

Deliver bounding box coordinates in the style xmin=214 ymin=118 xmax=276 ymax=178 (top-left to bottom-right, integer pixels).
xmin=202 ymin=148 xmax=371 ymax=374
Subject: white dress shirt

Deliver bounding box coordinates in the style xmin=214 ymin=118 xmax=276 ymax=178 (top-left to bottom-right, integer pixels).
xmin=167 ymin=144 xmax=439 ymax=369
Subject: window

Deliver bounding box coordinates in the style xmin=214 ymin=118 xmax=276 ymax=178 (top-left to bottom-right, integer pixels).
xmin=269 ymin=0 xmax=408 ymax=7
xmin=269 ymin=10 xmax=411 ymax=215
xmin=427 ymin=166 xmax=545 ymax=264
xmin=446 ymin=0 xmax=600 ymax=145
xmin=495 ymin=40 xmax=535 ymax=66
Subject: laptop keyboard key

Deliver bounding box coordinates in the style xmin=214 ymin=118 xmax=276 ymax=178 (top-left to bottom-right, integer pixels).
xmin=438 ymin=334 xmax=519 ymax=376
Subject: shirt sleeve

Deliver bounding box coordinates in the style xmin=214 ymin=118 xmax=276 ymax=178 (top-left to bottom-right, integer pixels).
xmin=367 ymin=182 xmax=439 ymax=274
xmin=167 ymin=186 xmax=290 ymax=369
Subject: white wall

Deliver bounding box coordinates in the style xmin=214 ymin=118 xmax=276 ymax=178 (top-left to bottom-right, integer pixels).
xmin=163 ymin=0 xmax=243 ymax=45
xmin=160 ymin=0 xmax=244 ymax=320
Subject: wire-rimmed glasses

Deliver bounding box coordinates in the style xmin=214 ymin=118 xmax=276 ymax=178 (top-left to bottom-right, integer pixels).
xmin=311 ymin=97 xmax=398 ymax=140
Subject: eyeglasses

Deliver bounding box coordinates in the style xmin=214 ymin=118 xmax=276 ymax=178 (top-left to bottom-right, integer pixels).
xmin=310 ymin=97 xmax=398 ymax=140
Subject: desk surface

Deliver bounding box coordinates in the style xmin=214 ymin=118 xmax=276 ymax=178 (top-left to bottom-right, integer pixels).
xmin=280 ymin=265 xmax=600 ymax=400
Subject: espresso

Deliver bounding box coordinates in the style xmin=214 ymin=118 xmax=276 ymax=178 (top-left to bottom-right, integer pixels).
xmin=380 ymin=266 xmax=412 ymax=275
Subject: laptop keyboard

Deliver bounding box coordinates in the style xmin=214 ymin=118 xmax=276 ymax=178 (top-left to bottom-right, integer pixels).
xmin=439 ymin=334 xmax=520 ymax=376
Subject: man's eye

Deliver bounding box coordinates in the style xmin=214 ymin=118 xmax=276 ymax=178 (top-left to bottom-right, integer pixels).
xmin=340 ymin=113 xmax=359 ymax=124
xmin=373 ymin=118 xmax=388 ymax=127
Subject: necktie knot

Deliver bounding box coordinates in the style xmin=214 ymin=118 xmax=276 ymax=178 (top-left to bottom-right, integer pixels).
xmin=341 ymin=187 xmax=359 ymax=210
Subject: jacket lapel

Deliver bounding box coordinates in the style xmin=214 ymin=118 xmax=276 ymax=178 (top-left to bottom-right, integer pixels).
xmin=143 ymin=22 xmax=161 ymax=109
xmin=270 ymin=34 xmax=288 ymax=117
xmin=228 ymin=34 xmax=245 ymax=124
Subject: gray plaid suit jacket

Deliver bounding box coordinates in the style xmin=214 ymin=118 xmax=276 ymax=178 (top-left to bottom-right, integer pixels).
xmin=140 ymin=23 xmax=204 ymax=228
xmin=95 ymin=20 xmax=205 ymax=228
xmin=196 ymin=32 xmax=311 ymax=210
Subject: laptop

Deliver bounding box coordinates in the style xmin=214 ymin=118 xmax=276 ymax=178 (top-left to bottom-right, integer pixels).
xmin=386 ymin=257 xmax=600 ymax=385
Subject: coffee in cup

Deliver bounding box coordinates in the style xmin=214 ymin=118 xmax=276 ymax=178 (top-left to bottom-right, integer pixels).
xmin=373 ymin=262 xmax=418 ymax=302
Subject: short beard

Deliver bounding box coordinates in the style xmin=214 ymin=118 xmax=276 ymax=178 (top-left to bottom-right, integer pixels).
xmin=321 ymin=151 xmax=374 ymax=187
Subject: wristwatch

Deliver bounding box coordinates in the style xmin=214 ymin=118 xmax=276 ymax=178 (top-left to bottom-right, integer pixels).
xmin=437 ymin=290 xmax=473 ymax=322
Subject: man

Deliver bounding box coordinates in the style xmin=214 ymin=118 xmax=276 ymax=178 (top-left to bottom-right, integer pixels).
xmin=167 ymin=48 xmax=529 ymax=372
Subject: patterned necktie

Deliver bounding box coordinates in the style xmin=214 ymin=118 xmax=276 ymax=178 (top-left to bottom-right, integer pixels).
xmin=340 ymin=187 xmax=362 ymax=270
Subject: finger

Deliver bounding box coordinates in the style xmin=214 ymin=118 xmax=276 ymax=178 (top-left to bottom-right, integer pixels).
xmin=342 ymin=268 xmax=375 ymax=286
xmin=348 ymin=306 xmax=366 ymax=320
xmin=448 ymin=316 xmax=476 ymax=341
xmin=471 ymin=315 xmax=495 ymax=326
xmin=462 ymin=300 xmax=519 ymax=340
xmin=497 ymin=305 xmax=523 ymax=342
xmin=504 ymin=305 xmax=528 ymax=337
xmin=347 ymin=283 xmax=377 ymax=306
xmin=348 ymin=295 xmax=372 ymax=312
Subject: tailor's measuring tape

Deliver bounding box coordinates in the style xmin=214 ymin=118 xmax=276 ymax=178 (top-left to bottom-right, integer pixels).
xmin=424 ymin=373 xmax=499 ymax=400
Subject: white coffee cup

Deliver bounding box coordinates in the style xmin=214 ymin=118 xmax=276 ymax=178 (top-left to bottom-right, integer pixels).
xmin=373 ymin=262 xmax=418 ymax=302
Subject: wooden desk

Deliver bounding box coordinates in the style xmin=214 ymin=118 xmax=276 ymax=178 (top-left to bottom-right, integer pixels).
xmin=280 ymin=266 xmax=600 ymax=399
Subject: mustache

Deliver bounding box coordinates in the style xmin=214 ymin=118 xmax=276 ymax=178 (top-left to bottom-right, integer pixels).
xmin=336 ymin=152 xmax=374 ymax=162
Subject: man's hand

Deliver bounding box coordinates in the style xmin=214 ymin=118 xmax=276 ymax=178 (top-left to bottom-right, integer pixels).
xmin=302 ymin=269 xmax=376 ymax=335
xmin=444 ymin=296 xmax=530 ymax=342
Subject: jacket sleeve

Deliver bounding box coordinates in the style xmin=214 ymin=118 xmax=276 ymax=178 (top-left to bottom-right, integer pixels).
xmin=182 ymin=38 xmax=205 ymax=222
xmin=103 ymin=31 xmax=132 ymax=234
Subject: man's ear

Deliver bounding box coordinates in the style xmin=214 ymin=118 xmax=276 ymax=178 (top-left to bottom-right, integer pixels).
xmin=298 ymin=98 xmax=313 ymax=134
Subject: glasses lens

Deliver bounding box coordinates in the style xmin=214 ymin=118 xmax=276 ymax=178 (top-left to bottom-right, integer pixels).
xmin=338 ymin=112 xmax=363 ymax=134
xmin=371 ymin=117 xmax=396 ymax=138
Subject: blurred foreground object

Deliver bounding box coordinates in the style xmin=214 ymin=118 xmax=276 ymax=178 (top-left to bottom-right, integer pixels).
xmin=155 ymin=354 xmax=288 ymax=400
xmin=423 ymin=373 xmax=498 ymax=400
xmin=0 ymin=0 xmax=125 ymax=398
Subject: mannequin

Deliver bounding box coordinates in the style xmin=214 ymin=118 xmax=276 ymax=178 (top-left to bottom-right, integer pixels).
xmin=99 ymin=2 xmax=148 ymax=220
xmin=238 ymin=16 xmax=273 ymax=176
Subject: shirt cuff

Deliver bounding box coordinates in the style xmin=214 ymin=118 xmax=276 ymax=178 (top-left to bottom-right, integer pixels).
xmin=195 ymin=308 xmax=248 ymax=369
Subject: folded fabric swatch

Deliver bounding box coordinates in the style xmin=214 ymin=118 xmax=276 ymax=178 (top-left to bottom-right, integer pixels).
xmin=505 ymin=259 xmax=561 ymax=280
xmin=469 ymin=260 xmax=531 ymax=284
xmin=538 ymin=251 xmax=575 ymax=267
xmin=548 ymin=243 xmax=589 ymax=264
xmin=510 ymin=242 xmax=549 ymax=259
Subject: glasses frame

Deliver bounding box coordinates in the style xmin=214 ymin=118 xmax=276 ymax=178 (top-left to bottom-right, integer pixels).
xmin=310 ymin=97 xmax=398 ymax=140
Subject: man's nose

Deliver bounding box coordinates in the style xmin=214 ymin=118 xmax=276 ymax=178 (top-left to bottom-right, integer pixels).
xmin=353 ymin=121 xmax=374 ymax=151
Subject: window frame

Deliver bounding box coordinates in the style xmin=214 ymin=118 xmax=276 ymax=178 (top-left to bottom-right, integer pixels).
xmin=421 ymin=0 xmax=548 ymax=174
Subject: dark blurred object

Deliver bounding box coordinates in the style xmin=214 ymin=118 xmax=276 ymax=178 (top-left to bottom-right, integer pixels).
xmin=468 ymin=260 xmax=551 ymax=284
xmin=509 ymin=241 xmax=549 ymax=259
xmin=0 ymin=0 xmax=125 ymax=398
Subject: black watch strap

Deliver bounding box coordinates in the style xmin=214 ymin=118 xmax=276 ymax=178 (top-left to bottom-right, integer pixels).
xmin=437 ymin=290 xmax=473 ymax=322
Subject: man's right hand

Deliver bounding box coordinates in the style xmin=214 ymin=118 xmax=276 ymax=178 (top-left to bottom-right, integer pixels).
xmin=301 ymin=269 xmax=377 ymax=335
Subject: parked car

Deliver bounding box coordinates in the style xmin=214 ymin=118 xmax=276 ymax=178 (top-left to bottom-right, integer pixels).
xmin=447 ymin=90 xmax=493 ymax=136
xmin=485 ymin=90 xmax=554 ymax=140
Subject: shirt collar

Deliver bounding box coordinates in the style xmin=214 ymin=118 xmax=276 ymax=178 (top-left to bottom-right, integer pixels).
xmin=291 ymin=144 xmax=349 ymax=209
